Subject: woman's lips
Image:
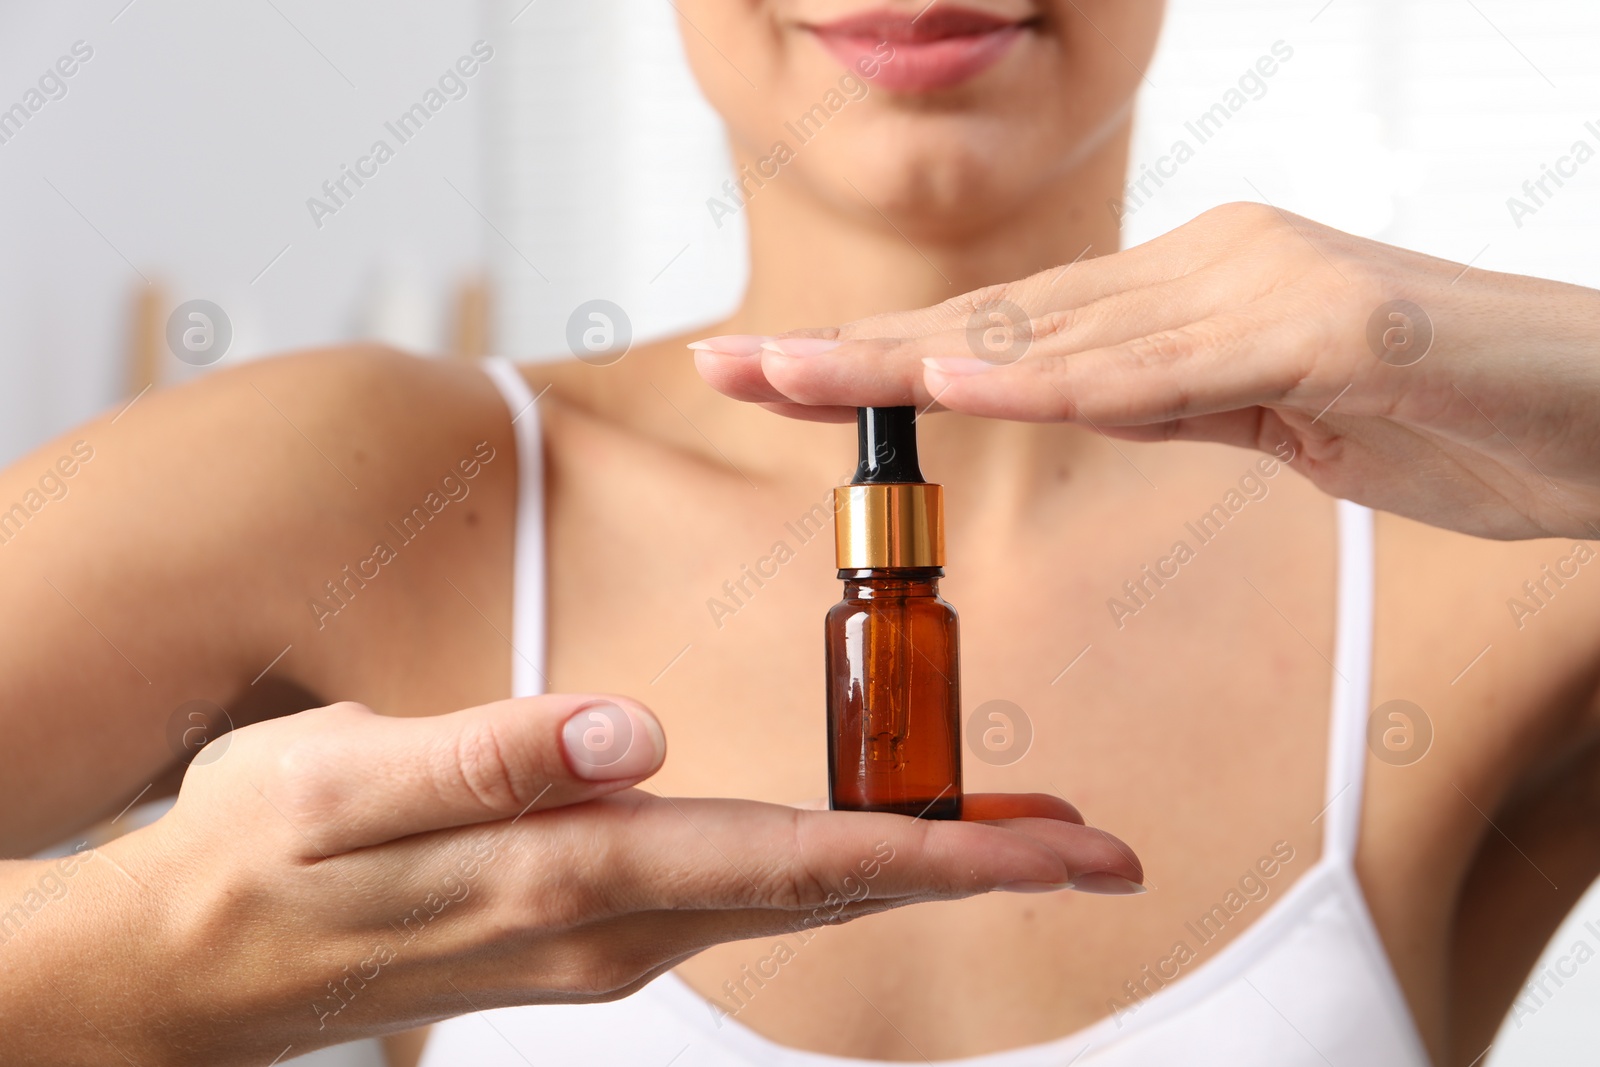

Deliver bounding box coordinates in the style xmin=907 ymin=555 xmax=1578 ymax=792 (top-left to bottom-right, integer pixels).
xmin=806 ymin=7 xmax=1026 ymax=93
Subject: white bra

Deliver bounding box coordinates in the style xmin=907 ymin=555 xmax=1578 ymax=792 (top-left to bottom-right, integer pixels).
xmin=419 ymin=360 xmax=1433 ymax=1066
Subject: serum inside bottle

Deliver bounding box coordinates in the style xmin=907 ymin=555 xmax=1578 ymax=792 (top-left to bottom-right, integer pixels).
xmin=826 ymin=407 xmax=962 ymax=820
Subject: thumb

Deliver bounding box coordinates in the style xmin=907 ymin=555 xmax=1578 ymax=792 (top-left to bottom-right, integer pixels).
xmin=217 ymin=694 xmax=666 ymax=857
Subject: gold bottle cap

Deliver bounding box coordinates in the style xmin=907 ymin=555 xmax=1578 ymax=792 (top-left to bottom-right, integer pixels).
xmin=833 ymin=482 xmax=944 ymax=570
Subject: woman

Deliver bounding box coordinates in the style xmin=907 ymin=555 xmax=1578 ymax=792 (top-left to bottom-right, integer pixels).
xmin=3 ymin=1 xmax=1598 ymax=1065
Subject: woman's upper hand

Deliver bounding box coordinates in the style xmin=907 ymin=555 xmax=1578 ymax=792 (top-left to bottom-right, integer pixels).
xmin=693 ymin=202 xmax=1600 ymax=540
xmin=2 ymin=694 xmax=1138 ymax=1066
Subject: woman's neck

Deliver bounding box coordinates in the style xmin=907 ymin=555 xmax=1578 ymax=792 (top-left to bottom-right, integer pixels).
xmin=632 ymin=116 xmax=1145 ymax=504
xmin=724 ymin=120 xmax=1131 ymax=333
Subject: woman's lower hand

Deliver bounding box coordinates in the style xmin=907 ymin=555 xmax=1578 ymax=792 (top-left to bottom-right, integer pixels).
xmin=694 ymin=202 xmax=1600 ymax=540
xmin=1 ymin=694 xmax=1136 ymax=1066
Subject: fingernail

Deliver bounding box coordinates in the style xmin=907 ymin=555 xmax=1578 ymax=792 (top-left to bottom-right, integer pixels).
xmin=761 ymin=338 xmax=841 ymax=357
xmin=999 ymin=880 xmax=1076 ymax=894
xmin=562 ymin=701 xmax=666 ymax=781
xmin=922 ymin=357 xmax=998 ymax=376
xmin=1069 ymin=872 xmax=1147 ymax=896
xmin=687 ymin=334 xmax=772 ymax=357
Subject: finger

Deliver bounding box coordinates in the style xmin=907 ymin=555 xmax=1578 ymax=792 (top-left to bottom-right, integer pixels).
xmin=920 ymin=304 xmax=1319 ymax=426
xmin=244 ymin=695 xmax=667 ymax=856
xmin=695 ymin=344 xmax=917 ymax=415
xmin=693 ymin=347 xmax=789 ymax=405
xmin=788 ymin=793 xmax=1084 ymax=820
xmin=694 ymin=352 xmax=886 ymax=420
xmin=692 ymin=202 xmax=1257 ymax=384
xmin=526 ymin=855 xmax=1107 ymax=1000
xmin=325 ymin=792 xmax=1065 ymax=916
xmin=759 ymin=337 xmax=937 ymax=408
xmin=686 ymin=343 xmax=859 ymax=417
xmin=995 ymin=818 xmax=1144 ymax=887
xmin=327 ymin=794 xmax=1141 ymax=975
xmin=641 ymin=805 xmax=1141 ymax=905
xmin=961 ymin=792 xmax=1084 ymax=824
xmin=710 ymin=271 xmax=1234 ymax=416
xmin=1094 ymin=408 xmax=1284 ymax=454
xmin=577 ymin=794 xmax=1141 ymax=914
xmin=691 ymin=242 xmax=1199 ymax=408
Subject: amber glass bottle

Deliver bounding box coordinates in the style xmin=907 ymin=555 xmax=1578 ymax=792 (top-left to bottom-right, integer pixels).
xmin=826 ymin=407 xmax=962 ymax=820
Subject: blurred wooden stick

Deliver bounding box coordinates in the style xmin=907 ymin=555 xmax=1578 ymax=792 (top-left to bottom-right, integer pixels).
xmin=450 ymin=273 xmax=493 ymax=360
xmin=127 ymin=281 xmax=166 ymax=396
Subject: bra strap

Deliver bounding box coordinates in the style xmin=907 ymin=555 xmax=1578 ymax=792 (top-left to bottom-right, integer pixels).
xmin=1321 ymin=499 xmax=1376 ymax=864
xmin=479 ymin=358 xmax=549 ymax=699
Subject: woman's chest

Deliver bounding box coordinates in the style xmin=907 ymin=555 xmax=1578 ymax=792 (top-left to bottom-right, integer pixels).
xmin=536 ymin=458 xmax=1346 ymax=1058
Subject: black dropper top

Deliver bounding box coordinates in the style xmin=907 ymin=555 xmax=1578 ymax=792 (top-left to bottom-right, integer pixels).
xmin=852 ymin=406 xmax=924 ymax=484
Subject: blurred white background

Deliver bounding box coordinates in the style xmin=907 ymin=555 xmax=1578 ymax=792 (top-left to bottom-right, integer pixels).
xmin=3 ymin=0 xmax=1598 ymax=1063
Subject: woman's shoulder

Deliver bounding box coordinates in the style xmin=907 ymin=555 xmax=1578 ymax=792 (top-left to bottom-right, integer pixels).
xmin=47 ymin=341 xmax=524 ymax=654
xmin=15 ymin=343 xmax=508 ymax=529
xmin=139 ymin=344 xmax=516 ymax=487
xmin=213 ymin=343 xmax=507 ymax=434
xmin=156 ymin=342 xmax=521 ymax=557
xmin=0 ymin=345 xmax=523 ymax=847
